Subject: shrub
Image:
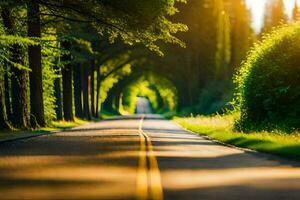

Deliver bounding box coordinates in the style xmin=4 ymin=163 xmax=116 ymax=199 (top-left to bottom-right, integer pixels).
xmin=234 ymin=23 xmax=300 ymax=132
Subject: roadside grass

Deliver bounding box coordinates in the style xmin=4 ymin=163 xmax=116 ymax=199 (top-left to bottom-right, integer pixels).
xmin=0 ymin=111 xmax=125 ymax=141
xmin=0 ymin=118 xmax=91 ymax=141
xmin=100 ymin=110 xmax=120 ymax=119
xmin=174 ymin=114 xmax=300 ymax=161
xmin=49 ymin=118 xmax=91 ymax=130
xmin=162 ymin=111 xmax=178 ymax=119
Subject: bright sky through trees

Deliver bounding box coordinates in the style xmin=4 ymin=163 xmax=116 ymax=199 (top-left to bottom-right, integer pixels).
xmin=246 ymin=0 xmax=300 ymax=32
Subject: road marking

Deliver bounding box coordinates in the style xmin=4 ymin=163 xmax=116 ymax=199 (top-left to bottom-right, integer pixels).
xmin=136 ymin=115 xmax=164 ymax=200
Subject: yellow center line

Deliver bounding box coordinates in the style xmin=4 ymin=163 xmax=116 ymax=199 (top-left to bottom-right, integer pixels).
xmin=136 ymin=115 xmax=148 ymax=200
xmin=136 ymin=115 xmax=164 ymax=200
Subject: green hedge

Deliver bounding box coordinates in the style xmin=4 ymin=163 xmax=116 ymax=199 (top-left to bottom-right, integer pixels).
xmin=234 ymin=23 xmax=300 ymax=132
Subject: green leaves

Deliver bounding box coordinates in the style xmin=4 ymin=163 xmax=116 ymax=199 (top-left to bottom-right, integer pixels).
xmin=0 ymin=35 xmax=37 ymax=71
xmin=0 ymin=35 xmax=37 ymax=46
xmin=40 ymin=0 xmax=188 ymax=55
xmin=234 ymin=22 xmax=300 ymax=132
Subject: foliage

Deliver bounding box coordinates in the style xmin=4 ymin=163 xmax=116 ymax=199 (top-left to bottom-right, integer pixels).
xmin=121 ymin=74 xmax=177 ymax=114
xmin=0 ymin=34 xmax=36 ymax=71
xmin=234 ymin=23 xmax=300 ymax=132
xmin=99 ymin=55 xmax=133 ymax=105
xmin=122 ymin=79 xmax=157 ymax=114
xmin=146 ymin=0 xmax=253 ymax=111
xmin=148 ymin=74 xmax=177 ymax=112
xmin=41 ymin=31 xmax=62 ymax=123
xmin=39 ymin=0 xmax=188 ymax=55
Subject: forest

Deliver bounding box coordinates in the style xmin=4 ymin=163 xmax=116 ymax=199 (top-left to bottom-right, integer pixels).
xmin=0 ymin=0 xmax=299 ymax=134
xmin=1 ymin=1 xmax=300 ymax=199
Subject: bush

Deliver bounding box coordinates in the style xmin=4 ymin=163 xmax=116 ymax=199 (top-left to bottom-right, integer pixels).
xmin=234 ymin=23 xmax=300 ymax=132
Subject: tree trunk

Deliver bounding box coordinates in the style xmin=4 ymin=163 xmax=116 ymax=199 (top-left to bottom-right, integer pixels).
xmin=0 ymin=72 xmax=11 ymax=130
xmin=73 ymin=63 xmax=83 ymax=118
xmin=54 ymin=65 xmax=63 ymax=120
xmin=11 ymin=62 xmax=30 ymax=128
xmin=2 ymin=7 xmax=30 ymax=128
xmin=61 ymin=41 xmax=74 ymax=121
xmin=82 ymin=64 xmax=91 ymax=120
xmin=90 ymin=60 xmax=95 ymax=117
xmin=115 ymin=93 xmax=122 ymax=113
xmin=103 ymin=93 xmax=113 ymax=112
xmin=4 ymin=63 xmax=11 ymax=121
xmin=95 ymin=66 xmax=101 ymax=117
xmin=27 ymin=0 xmax=45 ymax=127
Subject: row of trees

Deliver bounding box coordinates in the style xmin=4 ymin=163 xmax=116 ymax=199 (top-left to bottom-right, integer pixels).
xmin=144 ymin=0 xmax=254 ymax=113
xmin=143 ymin=0 xmax=300 ymax=114
xmin=1 ymin=0 xmax=298 ymax=131
xmin=90 ymin=0 xmax=300 ymax=116
xmin=263 ymin=0 xmax=300 ymax=33
xmin=0 ymin=0 xmax=187 ymax=130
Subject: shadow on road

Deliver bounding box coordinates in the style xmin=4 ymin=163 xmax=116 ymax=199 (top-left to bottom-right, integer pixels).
xmin=0 ymin=115 xmax=300 ymax=199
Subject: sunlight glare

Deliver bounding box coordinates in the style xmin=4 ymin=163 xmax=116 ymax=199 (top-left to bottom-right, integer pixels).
xmin=246 ymin=0 xmax=300 ymax=32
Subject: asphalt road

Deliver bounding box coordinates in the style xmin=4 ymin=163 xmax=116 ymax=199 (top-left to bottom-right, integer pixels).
xmin=0 ymin=100 xmax=300 ymax=199
xmin=136 ymin=97 xmax=153 ymax=114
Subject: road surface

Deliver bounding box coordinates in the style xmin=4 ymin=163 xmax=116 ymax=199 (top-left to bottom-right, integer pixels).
xmin=136 ymin=97 xmax=153 ymax=114
xmin=0 ymin=100 xmax=300 ymax=199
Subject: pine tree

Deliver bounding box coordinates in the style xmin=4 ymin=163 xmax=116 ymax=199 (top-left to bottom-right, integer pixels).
xmin=228 ymin=0 xmax=253 ymax=72
xmin=292 ymin=1 xmax=300 ymax=21
xmin=214 ymin=0 xmax=231 ymax=80
xmin=262 ymin=0 xmax=288 ymax=33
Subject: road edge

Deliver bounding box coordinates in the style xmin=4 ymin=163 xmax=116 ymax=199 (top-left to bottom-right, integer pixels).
xmin=174 ymin=122 xmax=300 ymax=166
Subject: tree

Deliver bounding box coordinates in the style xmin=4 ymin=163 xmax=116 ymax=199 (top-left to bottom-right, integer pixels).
xmin=53 ymin=61 xmax=63 ymax=120
xmin=73 ymin=62 xmax=83 ymax=118
xmin=0 ymin=64 xmax=11 ymax=129
xmin=61 ymin=40 xmax=74 ymax=121
xmin=82 ymin=63 xmax=91 ymax=120
xmin=90 ymin=59 xmax=96 ymax=117
xmin=3 ymin=61 xmax=11 ymax=121
xmin=227 ymin=0 xmax=253 ymax=72
xmin=293 ymin=1 xmax=300 ymax=21
xmin=42 ymin=0 xmax=187 ymax=120
xmin=262 ymin=0 xmax=287 ymax=33
xmin=1 ymin=6 xmax=30 ymax=128
xmin=214 ymin=0 xmax=231 ymax=80
xmin=27 ymin=0 xmax=45 ymax=127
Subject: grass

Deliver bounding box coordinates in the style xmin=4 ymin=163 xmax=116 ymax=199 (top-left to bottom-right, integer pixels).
xmin=100 ymin=110 xmax=120 ymax=119
xmin=0 ymin=111 xmax=121 ymax=141
xmin=48 ymin=118 xmax=91 ymax=130
xmin=0 ymin=118 xmax=91 ymax=141
xmin=174 ymin=113 xmax=300 ymax=161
